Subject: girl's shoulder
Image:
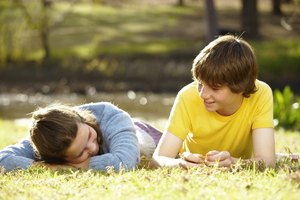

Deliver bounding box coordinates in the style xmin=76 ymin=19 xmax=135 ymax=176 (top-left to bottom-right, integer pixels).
xmin=77 ymin=102 xmax=119 ymax=112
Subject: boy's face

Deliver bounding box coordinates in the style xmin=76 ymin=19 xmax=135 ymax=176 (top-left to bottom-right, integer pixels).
xmin=197 ymin=81 xmax=243 ymax=116
xmin=64 ymin=123 xmax=99 ymax=164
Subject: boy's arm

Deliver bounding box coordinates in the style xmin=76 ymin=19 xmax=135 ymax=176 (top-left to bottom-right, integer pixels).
xmin=0 ymin=138 xmax=36 ymax=171
xmin=205 ymin=128 xmax=275 ymax=168
xmin=151 ymin=131 xmax=203 ymax=168
xmin=251 ymin=127 xmax=275 ymax=167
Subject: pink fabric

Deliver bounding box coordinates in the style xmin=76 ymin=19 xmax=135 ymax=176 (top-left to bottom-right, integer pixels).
xmin=134 ymin=120 xmax=162 ymax=146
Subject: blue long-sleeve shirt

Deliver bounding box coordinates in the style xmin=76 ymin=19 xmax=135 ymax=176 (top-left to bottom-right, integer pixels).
xmin=0 ymin=102 xmax=140 ymax=172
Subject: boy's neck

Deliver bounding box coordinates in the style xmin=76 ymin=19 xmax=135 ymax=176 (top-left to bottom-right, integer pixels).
xmin=217 ymin=95 xmax=244 ymax=116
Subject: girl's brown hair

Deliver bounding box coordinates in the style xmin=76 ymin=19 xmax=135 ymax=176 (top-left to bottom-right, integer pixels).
xmin=29 ymin=104 xmax=103 ymax=164
xmin=192 ymin=35 xmax=257 ymax=97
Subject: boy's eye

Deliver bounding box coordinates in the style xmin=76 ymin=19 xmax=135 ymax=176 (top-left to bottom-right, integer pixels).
xmin=198 ymin=82 xmax=203 ymax=91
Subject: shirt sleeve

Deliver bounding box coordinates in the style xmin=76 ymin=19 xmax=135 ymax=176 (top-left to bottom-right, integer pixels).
xmin=252 ymin=83 xmax=274 ymax=129
xmin=166 ymin=93 xmax=191 ymax=140
xmin=79 ymin=102 xmax=140 ymax=171
xmin=0 ymin=137 xmax=35 ymax=172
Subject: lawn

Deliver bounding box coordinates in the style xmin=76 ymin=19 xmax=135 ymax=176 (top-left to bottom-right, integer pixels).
xmin=0 ymin=119 xmax=299 ymax=200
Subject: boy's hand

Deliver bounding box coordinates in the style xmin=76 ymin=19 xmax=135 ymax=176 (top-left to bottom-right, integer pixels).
xmin=179 ymin=152 xmax=205 ymax=168
xmin=205 ymin=150 xmax=233 ymax=167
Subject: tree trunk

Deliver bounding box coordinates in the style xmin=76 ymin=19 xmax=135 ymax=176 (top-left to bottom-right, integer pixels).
xmin=40 ymin=0 xmax=51 ymax=62
xmin=272 ymin=0 xmax=282 ymax=15
xmin=177 ymin=0 xmax=184 ymax=6
xmin=205 ymin=0 xmax=219 ymax=43
xmin=241 ymin=0 xmax=259 ymax=39
xmin=40 ymin=27 xmax=50 ymax=61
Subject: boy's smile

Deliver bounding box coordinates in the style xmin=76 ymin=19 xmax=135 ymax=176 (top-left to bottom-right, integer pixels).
xmin=198 ymin=82 xmax=244 ymax=116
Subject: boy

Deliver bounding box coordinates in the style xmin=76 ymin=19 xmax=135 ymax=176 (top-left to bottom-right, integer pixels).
xmin=152 ymin=35 xmax=275 ymax=168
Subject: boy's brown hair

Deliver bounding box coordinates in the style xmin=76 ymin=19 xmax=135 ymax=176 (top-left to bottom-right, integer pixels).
xmin=29 ymin=104 xmax=103 ymax=164
xmin=192 ymin=35 xmax=257 ymax=97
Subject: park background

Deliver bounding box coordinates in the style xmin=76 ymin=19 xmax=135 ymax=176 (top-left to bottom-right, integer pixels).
xmin=0 ymin=0 xmax=300 ymax=126
xmin=0 ymin=0 xmax=300 ymax=199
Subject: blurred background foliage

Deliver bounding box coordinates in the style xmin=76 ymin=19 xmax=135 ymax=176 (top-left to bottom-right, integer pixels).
xmin=0 ymin=0 xmax=299 ymax=93
xmin=274 ymin=86 xmax=300 ymax=131
xmin=0 ymin=0 xmax=299 ymax=130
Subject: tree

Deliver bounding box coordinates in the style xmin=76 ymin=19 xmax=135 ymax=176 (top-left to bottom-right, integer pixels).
xmin=272 ymin=0 xmax=282 ymax=15
xmin=204 ymin=0 xmax=219 ymax=42
xmin=241 ymin=0 xmax=259 ymax=38
xmin=12 ymin=0 xmax=79 ymax=63
xmin=177 ymin=0 xmax=184 ymax=6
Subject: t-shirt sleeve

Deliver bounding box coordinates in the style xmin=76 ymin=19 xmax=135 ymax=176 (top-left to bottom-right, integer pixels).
xmin=0 ymin=137 xmax=35 ymax=172
xmin=252 ymin=83 xmax=274 ymax=129
xmin=166 ymin=93 xmax=191 ymax=140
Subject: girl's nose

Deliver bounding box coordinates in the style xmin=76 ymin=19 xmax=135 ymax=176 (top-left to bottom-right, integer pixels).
xmin=87 ymin=141 xmax=96 ymax=154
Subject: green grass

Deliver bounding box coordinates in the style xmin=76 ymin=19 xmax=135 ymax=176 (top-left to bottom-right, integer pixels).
xmin=0 ymin=119 xmax=30 ymax=149
xmin=254 ymin=40 xmax=300 ymax=79
xmin=0 ymin=119 xmax=300 ymax=199
xmin=1 ymin=2 xmax=202 ymax=61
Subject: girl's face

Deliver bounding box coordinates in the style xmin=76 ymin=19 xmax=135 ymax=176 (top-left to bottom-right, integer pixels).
xmin=198 ymin=81 xmax=244 ymax=116
xmin=64 ymin=123 xmax=99 ymax=164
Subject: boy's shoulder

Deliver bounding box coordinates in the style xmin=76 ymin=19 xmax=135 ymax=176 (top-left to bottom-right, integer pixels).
xmin=178 ymin=81 xmax=198 ymax=95
xmin=255 ymin=79 xmax=272 ymax=94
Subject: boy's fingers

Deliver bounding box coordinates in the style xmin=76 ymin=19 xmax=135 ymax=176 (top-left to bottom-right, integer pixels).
xmin=181 ymin=152 xmax=204 ymax=163
xmin=206 ymin=150 xmax=219 ymax=156
xmin=206 ymin=151 xmax=230 ymax=162
xmin=205 ymin=159 xmax=232 ymax=167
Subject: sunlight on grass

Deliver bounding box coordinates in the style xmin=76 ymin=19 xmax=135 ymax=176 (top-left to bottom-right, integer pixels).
xmin=1 ymin=163 xmax=299 ymax=199
xmin=54 ymin=2 xmax=118 ymax=16
xmin=0 ymin=119 xmax=28 ymax=149
xmin=0 ymin=119 xmax=299 ymax=199
xmin=275 ymin=129 xmax=300 ymax=153
xmin=120 ymin=23 xmax=162 ymax=33
xmin=27 ymin=50 xmax=44 ymax=61
xmin=68 ymin=38 xmax=199 ymax=59
xmin=98 ymin=39 xmax=199 ymax=55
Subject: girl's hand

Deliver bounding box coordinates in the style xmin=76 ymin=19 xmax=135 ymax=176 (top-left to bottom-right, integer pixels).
xmin=205 ymin=150 xmax=234 ymax=167
xmin=67 ymin=158 xmax=90 ymax=170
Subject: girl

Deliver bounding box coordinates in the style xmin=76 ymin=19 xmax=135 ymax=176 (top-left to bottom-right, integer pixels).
xmin=0 ymin=102 xmax=162 ymax=172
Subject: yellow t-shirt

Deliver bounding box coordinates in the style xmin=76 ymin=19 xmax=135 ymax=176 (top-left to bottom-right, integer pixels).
xmin=166 ymin=80 xmax=274 ymax=159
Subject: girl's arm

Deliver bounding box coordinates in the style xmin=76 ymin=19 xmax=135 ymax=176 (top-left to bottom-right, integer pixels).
xmin=89 ymin=114 xmax=140 ymax=171
xmin=0 ymin=137 xmax=36 ymax=171
xmin=79 ymin=102 xmax=140 ymax=171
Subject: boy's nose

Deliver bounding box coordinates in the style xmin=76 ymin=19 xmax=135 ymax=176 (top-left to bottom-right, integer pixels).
xmin=200 ymin=86 xmax=209 ymax=99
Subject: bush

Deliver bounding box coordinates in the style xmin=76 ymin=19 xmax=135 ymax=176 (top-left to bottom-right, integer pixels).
xmin=274 ymin=86 xmax=300 ymax=131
